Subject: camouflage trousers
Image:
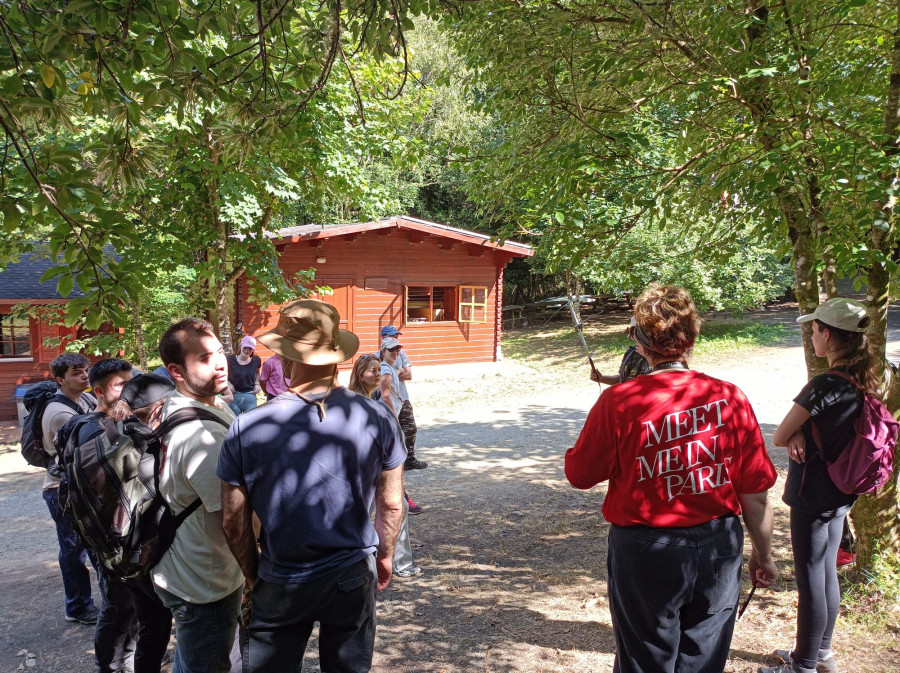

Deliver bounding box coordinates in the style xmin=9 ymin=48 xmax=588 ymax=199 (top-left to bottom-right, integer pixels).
xmin=398 ymin=400 xmax=418 ymax=458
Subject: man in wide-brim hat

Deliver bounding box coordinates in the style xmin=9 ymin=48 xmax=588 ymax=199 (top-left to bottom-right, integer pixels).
xmin=217 ymin=298 xmax=407 ymax=672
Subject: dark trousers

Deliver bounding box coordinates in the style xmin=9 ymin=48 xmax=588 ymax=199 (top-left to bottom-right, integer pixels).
xmin=42 ymin=487 xmax=98 ymax=616
xmin=125 ymin=575 xmax=174 ymax=673
xmin=790 ymin=506 xmax=849 ymax=670
xmin=243 ymin=555 xmax=377 ymax=673
xmin=96 ymin=568 xmax=137 ymax=672
xmin=607 ymin=515 xmax=743 ymax=673
xmin=398 ymin=400 xmax=418 ymax=458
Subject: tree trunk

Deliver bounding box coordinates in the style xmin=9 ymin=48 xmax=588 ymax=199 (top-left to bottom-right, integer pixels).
xmin=131 ymin=300 xmax=148 ymax=371
xmin=783 ymin=195 xmax=825 ymax=375
xmin=810 ymin=173 xmax=839 ymax=298
xmin=854 ymin=0 xmax=900 ymax=571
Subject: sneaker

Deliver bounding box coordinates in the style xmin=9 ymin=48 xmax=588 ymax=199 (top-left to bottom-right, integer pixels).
xmin=404 ymin=457 xmax=428 ymax=470
xmin=770 ymin=650 xmax=837 ymax=673
xmin=406 ymin=497 xmax=425 ymax=515
xmin=393 ymin=566 xmax=422 ymax=578
xmin=65 ymin=605 xmax=99 ymax=625
xmin=836 ymin=549 xmax=856 ymax=567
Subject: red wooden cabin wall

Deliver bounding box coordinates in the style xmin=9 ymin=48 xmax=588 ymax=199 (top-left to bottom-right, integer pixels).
xmin=235 ymin=228 xmax=510 ymax=368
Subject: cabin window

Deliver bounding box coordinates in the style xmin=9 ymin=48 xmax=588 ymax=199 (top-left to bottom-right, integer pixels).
xmin=405 ymin=286 xmax=457 ymax=323
xmin=0 ymin=314 xmax=32 ymax=358
xmin=458 ymin=286 xmax=488 ymax=323
xmin=404 ymin=285 xmax=489 ymax=324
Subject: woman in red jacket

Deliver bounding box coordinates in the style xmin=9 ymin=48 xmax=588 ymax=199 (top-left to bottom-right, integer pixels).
xmin=565 ymin=284 xmax=779 ymax=673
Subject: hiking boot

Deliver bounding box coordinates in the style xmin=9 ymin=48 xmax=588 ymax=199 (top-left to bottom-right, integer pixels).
xmin=769 ymin=650 xmax=836 ymax=673
xmin=65 ymin=605 xmax=99 ymax=625
xmin=393 ymin=566 xmax=422 ymax=578
xmin=407 ymin=496 xmax=424 ymax=515
xmin=404 ymin=457 xmax=428 ymax=470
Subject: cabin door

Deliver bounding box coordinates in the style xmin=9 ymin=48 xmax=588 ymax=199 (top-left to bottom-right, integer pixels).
xmin=310 ymin=277 xmax=354 ymax=342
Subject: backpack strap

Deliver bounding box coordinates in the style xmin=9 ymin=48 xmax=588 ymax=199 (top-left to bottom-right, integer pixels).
xmin=151 ymin=407 xmax=231 ymax=439
xmin=52 ymin=392 xmax=84 ymax=415
xmin=175 ymin=498 xmax=203 ymax=524
xmin=146 ymin=406 xmax=231 ymax=518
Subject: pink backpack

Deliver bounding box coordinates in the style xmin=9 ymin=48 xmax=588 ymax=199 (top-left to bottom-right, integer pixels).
xmin=811 ymin=371 xmax=898 ymax=495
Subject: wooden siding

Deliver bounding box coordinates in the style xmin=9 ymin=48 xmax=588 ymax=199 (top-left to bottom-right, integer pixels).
xmin=0 ymin=302 xmax=73 ymax=420
xmin=236 ymin=228 xmax=513 ymax=369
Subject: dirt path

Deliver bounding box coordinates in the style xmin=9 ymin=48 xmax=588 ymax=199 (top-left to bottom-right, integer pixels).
xmin=1 ymin=310 xmax=899 ymax=672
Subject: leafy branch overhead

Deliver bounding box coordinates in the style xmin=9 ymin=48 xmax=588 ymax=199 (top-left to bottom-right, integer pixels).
xmin=0 ymin=0 xmax=442 ymax=326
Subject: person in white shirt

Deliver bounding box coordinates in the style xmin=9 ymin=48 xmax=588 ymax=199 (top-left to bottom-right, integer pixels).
xmin=152 ymin=318 xmax=242 ymax=673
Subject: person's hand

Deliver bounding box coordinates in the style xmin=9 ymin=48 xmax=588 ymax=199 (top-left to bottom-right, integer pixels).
xmin=376 ymin=554 xmax=392 ymax=591
xmin=590 ymin=368 xmax=601 ymax=383
xmin=748 ymin=549 xmax=778 ymax=588
xmin=254 ymin=383 xmax=261 ymax=395
xmin=240 ymin=580 xmax=253 ymax=628
xmin=787 ymin=431 xmax=806 ymax=463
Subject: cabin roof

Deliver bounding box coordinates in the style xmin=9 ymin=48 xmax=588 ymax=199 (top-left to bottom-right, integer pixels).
xmin=271 ymin=215 xmax=533 ymax=256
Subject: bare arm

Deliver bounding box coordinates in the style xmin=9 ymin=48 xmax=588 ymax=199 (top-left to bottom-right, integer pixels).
xmin=398 ymin=366 xmax=412 ymax=381
xmin=590 ymin=368 xmax=621 ymax=386
xmin=374 ymin=465 xmax=404 ymax=591
xmin=379 ymin=373 xmax=395 ymax=414
xmin=773 ymin=403 xmax=811 ymax=463
xmin=222 ymin=482 xmax=258 ymax=590
xmin=738 ymin=490 xmax=777 ymax=588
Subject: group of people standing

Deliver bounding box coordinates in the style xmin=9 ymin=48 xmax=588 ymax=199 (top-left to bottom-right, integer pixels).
xmin=568 ymin=286 xmax=880 ymax=673
xmin=34 ymin=285 xmax=883 ymax=673
xmin=37 ymin=299 xmax=429 ymax=673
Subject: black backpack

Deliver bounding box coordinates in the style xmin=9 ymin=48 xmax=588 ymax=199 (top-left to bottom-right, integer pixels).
xmin=20 ymin=382 xmax=94 ymax=468
xmin=59 ymin=406 xmax=230 ymax=580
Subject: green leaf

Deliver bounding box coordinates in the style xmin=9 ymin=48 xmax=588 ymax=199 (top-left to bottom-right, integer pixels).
xmin=57 ymin=274 xmax=75 ymax=298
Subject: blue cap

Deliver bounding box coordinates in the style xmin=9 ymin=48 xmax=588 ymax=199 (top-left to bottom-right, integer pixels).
xmin=380 ymin=325 xmax=401 ymax=337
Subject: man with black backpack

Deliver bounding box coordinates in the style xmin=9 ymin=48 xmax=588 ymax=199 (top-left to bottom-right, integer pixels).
xmin=40 ymin=352 xmax=100 ymax=625
xmin=58 ymin=358 xmax=139 ymax=673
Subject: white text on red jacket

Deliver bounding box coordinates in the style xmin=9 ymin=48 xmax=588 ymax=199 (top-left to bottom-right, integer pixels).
xmin=638 ymin=399 xmax=732 ymax=501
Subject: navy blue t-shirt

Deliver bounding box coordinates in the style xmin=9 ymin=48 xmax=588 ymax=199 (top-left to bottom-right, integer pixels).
xmin=216 ymin=386 xmax=407 ymax=584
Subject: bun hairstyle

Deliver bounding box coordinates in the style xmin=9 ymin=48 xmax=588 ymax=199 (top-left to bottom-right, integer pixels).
xmin=633 ymin=284 xmax=701 ymax=359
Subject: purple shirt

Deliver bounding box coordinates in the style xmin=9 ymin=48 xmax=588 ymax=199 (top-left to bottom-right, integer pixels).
xmin=260 ymin=355 xmax=290 ymax=397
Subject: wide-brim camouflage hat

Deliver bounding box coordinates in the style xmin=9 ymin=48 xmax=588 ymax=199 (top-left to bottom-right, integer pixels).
xmin=258 ymin=299 xmax=359 ymax=365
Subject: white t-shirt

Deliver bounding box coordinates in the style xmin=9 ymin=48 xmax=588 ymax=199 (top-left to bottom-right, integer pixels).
xmin=41 ymin=394 xmax=95 ymax=491
xmin=151 ymin=392 xmax=243 ymax=604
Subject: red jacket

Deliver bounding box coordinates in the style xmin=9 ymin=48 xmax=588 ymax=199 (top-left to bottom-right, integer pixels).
xmin=565 ymin=370 xmax=777 ymax=527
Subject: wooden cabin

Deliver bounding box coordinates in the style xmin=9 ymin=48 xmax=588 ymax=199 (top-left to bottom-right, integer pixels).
xmin=0 ymin=251 xmax=86 ymax=421
xmin=235 ymin=216 xmax=533 ymax=367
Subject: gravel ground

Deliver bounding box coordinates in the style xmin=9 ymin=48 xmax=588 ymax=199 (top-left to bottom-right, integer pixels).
xmin=1 ymin=304 xmax=899 ymax=672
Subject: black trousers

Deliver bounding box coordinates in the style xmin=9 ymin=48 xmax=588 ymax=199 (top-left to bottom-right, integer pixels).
xmin=243 ymin=555 xmax=377 ymax=673
xmin=790 ymin=506 xmax=849 ymax=670
xmin=607 ymin=515 xmax=743 ymax=673
xmin=124 ymin=574 xmax=174 ymax=673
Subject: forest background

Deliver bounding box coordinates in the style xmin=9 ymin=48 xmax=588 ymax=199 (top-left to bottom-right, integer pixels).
xmin=0 ymin=0 xmax=898 ymax=591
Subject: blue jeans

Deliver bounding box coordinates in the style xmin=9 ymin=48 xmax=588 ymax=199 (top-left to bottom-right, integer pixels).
xmin=607 ymin=515 xmax=743 ymax=673
xmin=228 ymin=391 xmax=257 ymax=416
xmin=155 ymin=585 xmax=242 ymax=673
xmin=244 ymin=555 xmax=377 ymax=672
xmin=43 ymin=487 xmax=97 ymax=616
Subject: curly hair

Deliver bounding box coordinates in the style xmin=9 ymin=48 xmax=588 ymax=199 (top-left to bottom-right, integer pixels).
xmin=633 ymin=284 xmax=702 ymax=359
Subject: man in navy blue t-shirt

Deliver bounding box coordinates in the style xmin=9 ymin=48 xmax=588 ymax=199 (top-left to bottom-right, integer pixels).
xmin=218 ymin=299 xmax=406 ymax=673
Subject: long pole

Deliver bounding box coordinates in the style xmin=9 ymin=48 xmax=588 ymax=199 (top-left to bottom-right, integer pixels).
xmin=567 ymin=298 xmax=599 ymax=381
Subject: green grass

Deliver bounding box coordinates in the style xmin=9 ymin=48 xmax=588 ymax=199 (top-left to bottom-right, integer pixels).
xmin=840 ymin=546 xmax=900 ymax=632
xmin=503 ymin=318 xmax=791 ymax=368
xmin=693 ymin=322 xmax=790 ymax=356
